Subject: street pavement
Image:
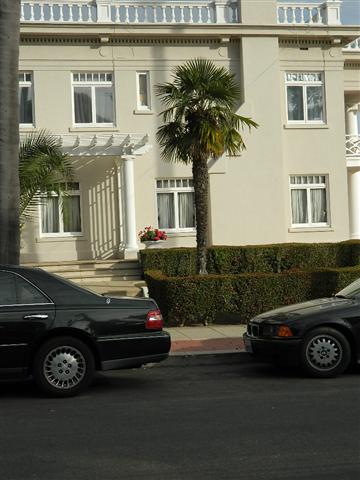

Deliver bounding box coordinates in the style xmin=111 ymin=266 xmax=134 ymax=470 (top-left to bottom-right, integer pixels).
xmin=167 ymin=325 xmax=246 ymax=355
xmin=0 ymin=354 xmax=359 ymax=480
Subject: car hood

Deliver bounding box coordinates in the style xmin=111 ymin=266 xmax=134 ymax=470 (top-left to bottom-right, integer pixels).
xmin=252 ymin=297 xmax=354 ymax=323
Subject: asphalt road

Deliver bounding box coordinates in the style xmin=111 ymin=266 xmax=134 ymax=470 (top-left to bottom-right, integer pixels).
xmin=0 ymin=355 xmax=359 ymax=480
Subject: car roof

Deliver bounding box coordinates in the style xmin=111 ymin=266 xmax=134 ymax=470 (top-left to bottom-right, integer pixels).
xmin=0 ymin=264 xmax=104 ymax=305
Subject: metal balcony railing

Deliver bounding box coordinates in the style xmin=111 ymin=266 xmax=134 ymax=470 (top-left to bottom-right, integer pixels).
xmin=346 ymin=135 xmax=360 ymax=157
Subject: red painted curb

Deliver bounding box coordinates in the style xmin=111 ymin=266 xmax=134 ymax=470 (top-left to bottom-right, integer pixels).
xmin=171 ymin=337 xmax=244 ymax=353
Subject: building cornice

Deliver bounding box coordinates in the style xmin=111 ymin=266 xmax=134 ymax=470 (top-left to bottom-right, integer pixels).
xmin=20 ymin=23 xmax=360 ymax=46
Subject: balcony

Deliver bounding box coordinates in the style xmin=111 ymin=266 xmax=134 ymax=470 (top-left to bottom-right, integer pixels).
xmin=20 ymin=0 xmax=239 ymax=25
xmin=346 ymin=135 xmax=360 ymax=159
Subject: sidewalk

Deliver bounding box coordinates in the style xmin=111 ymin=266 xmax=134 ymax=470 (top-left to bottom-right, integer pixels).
xmin=165 ymin=325 xmax=247 ymax=356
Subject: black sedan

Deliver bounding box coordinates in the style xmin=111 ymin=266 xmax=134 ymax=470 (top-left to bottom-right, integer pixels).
xmin=0 ymin=265 xmax=170 ymax=396
xmin=243 ymin=279 xmax=360 ymax=377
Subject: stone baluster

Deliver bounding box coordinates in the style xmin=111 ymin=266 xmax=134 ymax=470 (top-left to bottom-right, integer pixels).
xmin=49 ymin=4 xmax=54 ymax=22
xmin=114 ymin=5 xmax=120 ymax=23
xmin=159 ymin=5 xmax=165 ymax=23
xmin=179 ymin=6 xmax=184 ymax=23
xmin=39 ymin=3 xmax=44 ymax=21
xmin=169 ymin=6 xmax=175 ymax=23
xmin=69 ymin=4 xmax=73 ymax=22
xmin=189 ymin=5 xmax=194 ymax=23
xmin=134 ymin=5 xmax=139 ymax=23
xmin=29 ymin=3 xmax=35 ymax=21
xmin=124 ymin=4 xmax=130 ymax=23
xmin=59 ymin=4 xmax=64 ymax=22
xmin=78 ymin=5 xmax=83 ymax=22
xmin=20 ymin=2 xmax=25 ymax=21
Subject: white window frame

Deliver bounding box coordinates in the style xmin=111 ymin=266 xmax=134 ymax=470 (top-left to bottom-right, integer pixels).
xmin=39 ymin=183 xmax=83 ymax=238
xmin=285 ymin=72 xmax=326 ymax=125
xmin=72 ymin=72 xmax=115 ymax=127
xmin=19 ymin=71 xmax=34 ymax=127
xmin=289 ymin=175 xmax=330 ymax=228
xmin=136 ymin=71 xmax=151 ymax=111
xmin=156 ymin=178 xmax=196 ymax=233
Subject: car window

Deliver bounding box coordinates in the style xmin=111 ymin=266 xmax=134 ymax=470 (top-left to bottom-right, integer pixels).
xmin=16 ymin=276 xmax=50 ymax=304
xmin=0 ymin=272 xmax=17 ymax=305
xmin=0 ymin=271 xmax=50 ymax=305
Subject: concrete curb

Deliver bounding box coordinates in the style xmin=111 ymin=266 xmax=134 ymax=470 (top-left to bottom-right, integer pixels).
xmin=152 ymin=351 xmax=251 ymax=368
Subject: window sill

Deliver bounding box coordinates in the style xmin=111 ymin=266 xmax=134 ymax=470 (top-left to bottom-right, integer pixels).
xmin=165 ymin=231 xmax=196 ymax=238
xmin=133 ymin=109 xmax=153 ymax=115
xmin=288 ymin=227 xmax=334 ymax=233
xmin=69 ymin=127 xmax=118 ymax=133
xmin=36 ymin=235 xmax=86 ymax=243
xmin=20 ymin=126 xmax=37 ymax=132
xmin=283 ymin=124 xmax=329 ymax=130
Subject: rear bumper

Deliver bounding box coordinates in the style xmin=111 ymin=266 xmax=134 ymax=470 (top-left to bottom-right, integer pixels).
xmin=243 ymin=333 xmax=302 ymax=366
xmin=97 ymin=331 xmax=171 ymax=370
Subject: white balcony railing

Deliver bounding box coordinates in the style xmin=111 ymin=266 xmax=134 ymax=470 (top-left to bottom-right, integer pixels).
xmin=346 ymin=135 xmax=360 ymax=157
xmin=277 ymin=1 xmax=341 ymax=26
xmin=20 ymin=0 xmax=239 ymax=24
xmin=343 ymin=37 xmax=360 ymax=52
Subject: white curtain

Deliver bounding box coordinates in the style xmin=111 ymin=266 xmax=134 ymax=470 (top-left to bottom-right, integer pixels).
xmin=74 ymin=87 xmax=92 ymax=123
xmin=178 ymin=192 xmax=195 ymax=228
xmin=95 ymin=87 xmax=113 ymax=123
xmin=291 ymin=189 xmax=308 ymax=224
xmin=63 ymin=196 xmax=81 ymax=232
xmin=287 ymin=86 xmax=304 ymax=121
xmin=311 ymin=188 xmax=327 ymax=223
xmin=157 ymin=193 xmax=175 ymax=228
xmin=307 ymin=86 xmax=324 ymax=122
xmin=41 ymin=197 xmax=59 ymax=233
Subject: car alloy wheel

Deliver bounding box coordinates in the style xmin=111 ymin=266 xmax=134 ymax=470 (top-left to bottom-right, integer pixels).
xmin=33 ymin=336 xmax=95 ymax=397
xmin=43 ymin=346 xmax=86 ymax=390
xmin=301 ymin=327 xmax=351 ymax=378
xmin=306 ymin=335 xmax=342 ymax=370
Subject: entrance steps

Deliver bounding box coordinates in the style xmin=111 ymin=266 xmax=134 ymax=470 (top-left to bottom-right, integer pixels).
xmin=23 ymin=259 xmax=146 ymax=297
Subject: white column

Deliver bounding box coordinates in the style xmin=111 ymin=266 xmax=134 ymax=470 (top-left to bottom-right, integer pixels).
xmin=348 ymin=169 xmax=360 ymax=239
xmin=122 ymin=155 xmax=138 ymax=258
xmin=346 ymin=104 xmax=359 ymax=136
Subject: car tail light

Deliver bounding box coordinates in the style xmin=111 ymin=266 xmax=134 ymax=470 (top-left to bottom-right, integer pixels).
xmin=277 ymin=325 xmax=293 ymax=337
xmin=146 ymin=309 xmax=163 ymax=330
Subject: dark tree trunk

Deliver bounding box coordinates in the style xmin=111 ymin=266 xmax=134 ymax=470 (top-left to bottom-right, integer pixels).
xmin=0 ymin=1 xmax=20 ymax=264
xmin=192 ymin=154 xmax=209 ymax=275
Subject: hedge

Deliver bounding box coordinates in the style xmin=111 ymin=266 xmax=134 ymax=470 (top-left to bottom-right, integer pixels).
xmin=145 ymin=266 xmax=360 ymax=326
xmin=140 ymin=241 xmax=360 ymax=277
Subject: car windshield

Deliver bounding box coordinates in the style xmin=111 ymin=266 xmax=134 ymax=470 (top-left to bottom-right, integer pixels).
xmin=336 ymin=278 xmax=360 ymax=299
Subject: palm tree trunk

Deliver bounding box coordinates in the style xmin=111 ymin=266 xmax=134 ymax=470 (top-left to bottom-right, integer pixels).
xmin=0 ymin=1 xmax=20 ymax=265
xmin=192 ymin=154 xmax=209 ymax=274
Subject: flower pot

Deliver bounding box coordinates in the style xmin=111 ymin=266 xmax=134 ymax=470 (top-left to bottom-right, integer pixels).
xmin=143 ymin=240 xmax=166 ymax=249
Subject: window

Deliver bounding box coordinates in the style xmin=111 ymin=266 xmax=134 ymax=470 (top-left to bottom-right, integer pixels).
xmin=0 ymin=271 xmax=50 ymax=305
xmin=286 ymin=73 xmax=325 ymax=124
xmin=72 ymin=72 xmax=114 ymax=126
xmin=156 ymin=178 xmax=195 ymax=231
xmin=136 ymin=72 xmax=151 ymax=111
xmin=40 ymin=183 xmax=82 ymax=236
xmin=19 ymin=72 xmax=34 ymax=126
xmin=290 ymin=175 xmax=329 ymax=227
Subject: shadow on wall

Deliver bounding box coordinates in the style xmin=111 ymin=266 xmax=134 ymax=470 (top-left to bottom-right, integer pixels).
xmin=74 ymin=157 xmax=121 ymax=260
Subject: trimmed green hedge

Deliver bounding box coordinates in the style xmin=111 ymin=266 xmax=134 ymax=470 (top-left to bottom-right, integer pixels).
xmin=140 ymin=241 xmax=360 ymax=277
xmin=145 ymin=266 xmax=360 ymax=326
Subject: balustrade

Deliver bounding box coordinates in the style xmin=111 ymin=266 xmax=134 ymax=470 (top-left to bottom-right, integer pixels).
xmin=20 ymin=0 xmax=238 ymax=24
xmin=277 ymin=1 xmax=341 ymax=26
xmin=346 ymin=135 xmax=360 ymax=157
xmin=343 ymin=37 xmax=360 ymax=52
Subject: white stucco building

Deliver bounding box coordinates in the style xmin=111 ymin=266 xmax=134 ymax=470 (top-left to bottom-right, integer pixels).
xmin=19 ymin=0 xmax=360 ymax=263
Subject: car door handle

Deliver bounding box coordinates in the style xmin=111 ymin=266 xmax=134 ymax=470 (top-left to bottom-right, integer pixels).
xmin=23 ymin=314 xmax=49 ymax=320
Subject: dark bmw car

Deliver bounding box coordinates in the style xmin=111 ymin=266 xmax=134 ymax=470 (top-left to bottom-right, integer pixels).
xmin=243 ymin=279 xmax=360 ymax=378
xmin=0 ymin=265 xmax=170 ymax=396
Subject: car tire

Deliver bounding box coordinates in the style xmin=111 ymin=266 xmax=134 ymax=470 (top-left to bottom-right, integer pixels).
xmin=300 ymin=327 xmax=351 ymax=378
xmin=33 ymin=336 xmax=95 ymax=397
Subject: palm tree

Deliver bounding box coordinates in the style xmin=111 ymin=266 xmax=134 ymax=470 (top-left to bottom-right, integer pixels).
xmin=156 ymin=59 xmax=258 ymax=274
xmin=0 ymin=1 xmax=21 ymax=264
xmin=19 ymin=130 xmax=73 ymax=227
